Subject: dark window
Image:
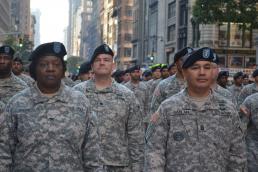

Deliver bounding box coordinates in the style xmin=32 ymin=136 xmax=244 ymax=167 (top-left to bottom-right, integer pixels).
xmin=124 ymin=48 xmax=132 ymax=57
xmin=125 ymin=6 xmax=133 ymax=17
xmin=167 ymin=25 xmax=175 ymax=42
xmin=124 ymin=33 xmax=132 ymax=42
xmin=168 ymin=1 xmax=176 ymax=19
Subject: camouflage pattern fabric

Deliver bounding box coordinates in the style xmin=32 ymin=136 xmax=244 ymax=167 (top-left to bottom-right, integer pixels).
xmin=73 ymin=79 xmax=144 ymax=172
xmin=3 ymin=83 xmax=100 ymax=171
xmin=228 ymin=85 xmax=242 ymax=105
xmin=62 ymin=76 xmax=76 ymax=87
xmin=145 ymin=89 xmax=246 ymax=172
xmin=16 ymin=73 xmax=34 ymax=87
xmin=238 ymin=83 xmax=258 ymax=107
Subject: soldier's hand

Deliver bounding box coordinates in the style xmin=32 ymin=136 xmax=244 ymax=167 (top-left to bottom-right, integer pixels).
xmin=240 ymin=105 xmax=250 ymax=117
xmin=150 ymin=112 xmax=159 ymax=123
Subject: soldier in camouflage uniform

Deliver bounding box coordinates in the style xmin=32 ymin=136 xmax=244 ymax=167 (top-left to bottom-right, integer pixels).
xmin=240 ymin=92 xmax=258 ymax=171
xmin=73 ymin=44 xmax=144 ymax=172
xmin=238 ymin=69 xmax=258 ymax=107
xmin=12 ymin=57 xmax=34 ymax=87
xmin=145 ymin=47 xmax=246 ymax=172
xmin=228 ymin=72 xmax=243 ymax=104
xmin=124 ymin=65 xmax=149 ymax=127
xmin=0 ymin=45 xmax=28 ymax=106
xmin=2 ymin=42 xmax=100 ymax=171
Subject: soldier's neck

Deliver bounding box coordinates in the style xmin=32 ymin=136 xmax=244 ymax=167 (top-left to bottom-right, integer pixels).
xmin=0 ymin=71 xmax=11 ymax=79
xmin=95 ymin=77 xmax=112 ymax=90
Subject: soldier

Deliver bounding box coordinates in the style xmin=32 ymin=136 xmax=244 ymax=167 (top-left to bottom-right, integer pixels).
xmin=77 ymin=61 xmax=93 ymax=82
xmin=228 ymin=72 xmax=244 ymax=103
xmin=0 ymin=45 xmax=27 ymax=107
xmin=238 ymin=69 xmax=258 ymax=107
xmin=121 ymin=68 xmax=131 ymax=84
xmin=149 ymin=47 xmax=192 ymax=117
xmin=12 ymin=56 xmax=34 ymax=86
xmin=73 ymin=44 xmax=144 ymax=171
xmin=3 ymin=42 xmax=100 ymax=171
xmin=112 ymin=69 xmax=125 ymax=83
xmin=243 ymin=74 xmax=250 ymax=85
xmin=124 ymin=65 xmax=149 ymax=127
xmin=160 ymin=64 xmax=169 ymax=79
xmin=217 ymin=70 xmax=229 ymax=89
xmin=167 ymin=63 xmax=176 ymax=76
xmin=240 ymin=92 xmax=258 ymax=171
xmin=142 ymin=69 xmax=152 ymax=81
xmin=145 ymin=47 xmax=246 ymax=172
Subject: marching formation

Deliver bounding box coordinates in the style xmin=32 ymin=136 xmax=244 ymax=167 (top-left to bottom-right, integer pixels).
xmin=0 ymin=41 xmax=256 ymax=171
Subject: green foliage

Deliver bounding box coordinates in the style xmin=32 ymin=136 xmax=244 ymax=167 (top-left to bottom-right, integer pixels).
xmin=193 ymin=0 xmax=258 ymax=28
xmin=66 ymin=56 xmax=85 ymax=74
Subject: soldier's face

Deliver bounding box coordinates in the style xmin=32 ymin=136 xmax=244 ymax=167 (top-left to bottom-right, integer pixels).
xmin=161 ymin=69 xmax=169 ymax=78
xmin=152 ymin=69 xmax=161 ymax=79
xmin=79 ymin=72 xmax=91 ymax=81
xmin=36 ymin=56 xmax=64 ymax=90
xmin=12 ymin=61 xmax=23 ymax=75
xmin=183 ymin=61 xmax=213 ymax=91
xmin=0 ymin=54 xmax=12 ymax=77
xmin=123 ymin=73 xmax=131 ymax=82
xmin=169 ymin=65 xmax=177 ymax=76
xmin=92 ymin=54 xmax=115 ymax=76
xmin=130 ymin=70 xmax=141 ymax=81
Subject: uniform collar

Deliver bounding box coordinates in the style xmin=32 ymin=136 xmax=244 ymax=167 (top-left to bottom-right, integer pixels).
xmin=86 ymin=78 xmax=118 ymax=93
xmin=30 ymin=82 xmax=69 ymax=104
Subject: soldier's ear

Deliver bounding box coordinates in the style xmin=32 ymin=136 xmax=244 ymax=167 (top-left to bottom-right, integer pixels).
xmin=112 ymin=62 xmax=116 ymax=71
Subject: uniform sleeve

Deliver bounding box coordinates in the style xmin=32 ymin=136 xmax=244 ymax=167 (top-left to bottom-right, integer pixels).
xmin=144 ymin=105 xmax=168 ymax=172
xmin=0 ymin=103 xmax=16 ymax=171
xmin=127 ymin=94 xmax=144 ymax=172
xmin=227 ymin=107 xmax=247 ymax=172
xmin=82 ymin=99 xmax=102 ymax=170
xmin=150 ymin=84 xmax=162 ymax=114
xmin=237 ymin=87 xmax=249 ymax=108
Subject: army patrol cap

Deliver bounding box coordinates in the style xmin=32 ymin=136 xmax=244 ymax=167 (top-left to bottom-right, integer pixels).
xmin=182 ymin=47 xmax=217 ymax=69
xmin=78 ymin=61 xmax=91 ymax=75
xmin=90 ymin=44 xmax=114 ymax=64
xmin=252 ymin=69 xmax=258 ymax=78
xmin=0 ymin=45 xmax=15 ymax=58
xmin=30 ymin=42 xmax=67 ymax=60
xmin=112 ymin=69 xmax=125 ymax=78
xmin=126 ymin=65 xmax=141 ymax=73
xmin=174 ymin=47 xmax=193 ymax=63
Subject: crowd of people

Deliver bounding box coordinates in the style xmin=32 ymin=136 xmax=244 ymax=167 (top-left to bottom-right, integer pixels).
xmin=0 ymin=41 xmax=257 ymax=171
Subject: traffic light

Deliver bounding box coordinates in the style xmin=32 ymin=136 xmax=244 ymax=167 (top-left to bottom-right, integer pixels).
xmin=18 ymin=38 xmax=23 ymax=47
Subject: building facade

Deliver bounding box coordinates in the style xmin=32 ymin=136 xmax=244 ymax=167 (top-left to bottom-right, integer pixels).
xmin=0 ymin=0 xmax=11 ymax=43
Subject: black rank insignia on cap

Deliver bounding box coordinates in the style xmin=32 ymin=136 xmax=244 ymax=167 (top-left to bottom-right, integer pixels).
xmin=104 ymin=44 xmax=110 ymax=52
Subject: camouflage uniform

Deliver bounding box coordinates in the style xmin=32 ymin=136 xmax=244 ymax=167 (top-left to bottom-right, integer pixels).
xmin=241 ymin=93 xmax=258 ymax=171
xmin=238 ymin=83 xmax=258 ymax=107
xmin=62 ymin=76 xmax=76 ymax=87
xmin=17 ymin=73 xmax=34 ymax=87
xmin=150 ymin=74 xmax=185 ymax=114
xmin=124 ymin=81 xmax=149 ymax=121
xmin=213 ymin=85 xmax=233 ymax=102
xmin=3 ymin=82 xmax=100 ymax=171
xmin=0 ymin=73 xmax=27 ymax=105
xmin=73 ymin=79 xmax=144 ymax=172
xmin=228 ymin=84 xmax=242 ymax=104
xmin=145 ymin=89 xmax=246 ymax=172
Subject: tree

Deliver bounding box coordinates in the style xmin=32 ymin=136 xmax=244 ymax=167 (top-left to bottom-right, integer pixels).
xmin=192 ymin=0 xmax=258 ymax=47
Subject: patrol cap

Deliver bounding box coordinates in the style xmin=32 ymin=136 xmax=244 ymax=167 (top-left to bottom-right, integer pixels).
xmin=174 ymin=47 xmax=193 ymax=63
xmin=0 ymin=45 xmax=15 ymax=58
xmin=126 ymin=65 xmax=141 ymax=73
xmin=252 ymin=69 xmax=258 ymax=77
xmin=218 ymin=71 xmax=229 ymax=79
xmin=233 ymin=71 xmax=244 ymax=80
xmin=30 ymin=42 xmax=67 ymax=60
xmin=160 ymin=64 xmax=168 ymax=71
xmin=90 ymin=44 xmax=114 ymax=64
xmin=13 ymin=57 xmax=23 ymax=64
xmin=182 ymin=47 xmax=217 ymax=69
xmin=142 ymin=69 xmax=152 ymax=77
xmin=150 ymin=64 xmax=161 ymax=72
xmin=78 ymin=61 xmax=91 ymax=75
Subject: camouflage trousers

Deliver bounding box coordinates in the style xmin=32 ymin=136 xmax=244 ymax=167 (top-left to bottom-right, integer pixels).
xmin=246 ymin=134 xmax=258 ymax=172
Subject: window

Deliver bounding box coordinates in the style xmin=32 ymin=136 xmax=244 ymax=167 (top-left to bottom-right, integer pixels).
xmin=125 ymin=6 xmax=133 ymax=17
xmin=124 ymin=48 xmax=132 ymax=57
xmin=245 ymin=57 xmax=256 ymax=68
xmin=167 ymin=25 xmax=175 ymax=42
xmin=179 ymin=4 xmax=187 ymax=26
xmin=124 ymin=33 xmax=132 ymax=42
xmin=168 ymin=1 xmax=176 ymax=19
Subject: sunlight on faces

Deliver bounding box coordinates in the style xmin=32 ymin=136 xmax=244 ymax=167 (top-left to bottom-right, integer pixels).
xmin=92 ymin=54 xmax=115 ymax=76
xmin=183 ymin=61 xmax=213 ymax=90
